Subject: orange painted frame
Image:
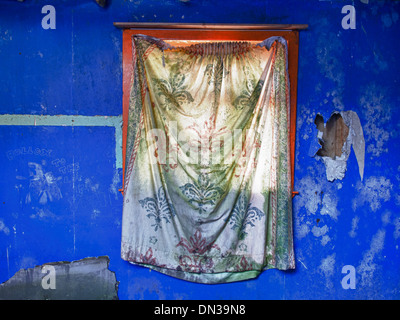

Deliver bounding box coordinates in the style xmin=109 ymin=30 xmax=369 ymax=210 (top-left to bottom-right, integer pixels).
xmin=118 ymin=26 xmax=302 ymax=196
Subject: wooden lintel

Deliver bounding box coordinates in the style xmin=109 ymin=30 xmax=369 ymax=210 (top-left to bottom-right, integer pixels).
xmin=113 ymin=22 xmax=308 ymax=31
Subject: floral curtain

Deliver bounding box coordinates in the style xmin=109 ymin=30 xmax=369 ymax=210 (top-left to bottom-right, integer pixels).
xmin=121 ymin=34 xmax=295 ymax=284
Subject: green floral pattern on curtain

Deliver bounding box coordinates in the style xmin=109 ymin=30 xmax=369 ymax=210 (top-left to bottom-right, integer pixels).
xmin=121 ymin=35 xmax=295 ymax=284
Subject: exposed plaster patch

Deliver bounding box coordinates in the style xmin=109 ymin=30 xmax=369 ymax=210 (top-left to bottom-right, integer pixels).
xmin=296 ymin=175 xmax=323 ymax=216
xmin=312 ymin=225 xmax=331 ymax=246
xmin=0 ymin=220 xmax=10 ymax=236
xmin=109 ymin=169 xmax=121 ymax=200
xmin=297 ymin=177 xmax=320 ymax=215
xmin=0 ymin=256 xmax=118 ymax=300
xmin=381 ymin=210 xmax=391 ymax=227
xmin=319 ymin=253 xmax=336 ymax=289
xmin=359 ymin=84 xmax=391 ymax=159
xmin=298 ymin=107 xmax=317 ymax=142
xmin=380 ymin=211 xmax=400 ymax=241
xmin=25 ymin=162 xmax=63 ymax=205
xmin=0 ymin=28 xmax=12 ymax=41
xmin=312 ymin=111 xmax=365 ymax=182
xmin=294 ymin=167 xmax=339 ymax=241
xmin=352 ymin=176 xmax=392 ymax=212
xmin=357 ymin=229 xmax=385 ymax=287
xmin=393 ymin=218 xmax=400 ymax=240
xmin=296 ymin=223 xmax=310 ymax=240
xmin=128 ymin=276 xmax=166 ymax=300
xmin=296 ymin=170 xmax=340 ymax=220
xmin=312 ymin=224 xmax=329 ymax=237
xmin=85 ymin=178 xmax=99 ymax=192
xmin=297 ymin=106 xmax=316 ymax=135
xmin=324 ymin=90 xmax=345 ymax=111
xmin=349 ymin=216 xmax=360 ymax=238
xmin=320 ymin=235 xmax=331 ymax=246
xmin=320 ymin=192 xmax=339 ymax=221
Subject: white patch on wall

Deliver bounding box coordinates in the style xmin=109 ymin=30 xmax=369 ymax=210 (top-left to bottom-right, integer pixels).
xmin=297 ymin=106 xmax=316 ymax=143
xmin=296 ymin=224 xmax=310 ymax=240
xmin=296 ymin=175 xmax=323 ymax=215
xmin=24 ymin=162 xmax=62 ymax=205
xmin=30 ymin=208 xmax=57 ymax=220
xmin=0 ymin=219 xmax=10 ymax=236
xmin=380 ymin=211 xmax=400 ymax=241
xmin=312 ymin=224 xmax=329 ymax=237
xmin=319 ymin=253 xmax=336 ymax=289
xmin=294 ymin=167 xmax=339 ymax=241
xmin=393 ymin=218 xmax=400 ymax=240
xmin=321 ymin=192 xmax=340 ymax=220
xmin=359 ymin=84 xmax=391 ymax=159
xmin=381 ymin=210 xmax=391 ymax=226
xmin=128 ymin=276 xmax=166 ymax=300
xmin=296 ymin=173 xmax=340 ymax=220
xmin=321 ymin=235 xmax=331 ymax=246
xmin=349 ymin=216 xmax=360 ymax=238
xmin=84 ymin=178 xmax=99 ymax=193
xmin=357 ymin=229 xmax=385 ymax=287
xmin=324 ymin=89 xmax=345 ymax=111
xmin=109 ymin=170 xmax=121 ymax=200
xmin=312 ymin=225 xmax=331 ymax=246
xmin=352 ymin=176 xmax=392 ymax=212
xmin=395 ymin=194 xmax=400 ymax=207
xmin=0 ymin=28 xmax=12 ymax=41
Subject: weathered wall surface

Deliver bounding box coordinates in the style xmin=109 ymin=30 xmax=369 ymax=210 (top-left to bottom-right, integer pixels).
xmin=0 ymin=0 xmax=399 ymax=299
xmin=0 ymin=256 xmax=118 ymax=300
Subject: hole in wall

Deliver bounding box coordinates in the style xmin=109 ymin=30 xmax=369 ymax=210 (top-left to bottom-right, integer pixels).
xmin=312 ymin=111 xmax=365 ymax=182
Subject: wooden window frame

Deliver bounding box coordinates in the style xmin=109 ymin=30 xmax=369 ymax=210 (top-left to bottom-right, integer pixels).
xmin=114 ymin=23 xmax=307 ymax=196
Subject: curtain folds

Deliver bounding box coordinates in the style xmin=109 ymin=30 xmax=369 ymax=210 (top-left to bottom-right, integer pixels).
xmin=121 ymin=34 xmax=295 ymax=284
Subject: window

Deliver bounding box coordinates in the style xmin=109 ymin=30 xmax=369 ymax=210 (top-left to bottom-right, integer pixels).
xmin=115 ymin=23 xmax=307 ymax=196
xmin=115 ymin=23 xmax=307 ymax=283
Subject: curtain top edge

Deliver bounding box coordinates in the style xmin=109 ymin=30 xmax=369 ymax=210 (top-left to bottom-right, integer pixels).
xmin=132 ymin=34 xmax=288 ymax=53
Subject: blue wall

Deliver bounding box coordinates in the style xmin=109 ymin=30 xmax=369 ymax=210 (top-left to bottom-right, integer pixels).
xmin=0 ymin=0 xmax=399 ymax=299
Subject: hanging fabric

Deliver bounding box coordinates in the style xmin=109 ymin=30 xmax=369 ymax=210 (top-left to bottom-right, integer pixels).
xmin=121 ymin=34 xmax=295 ymax=284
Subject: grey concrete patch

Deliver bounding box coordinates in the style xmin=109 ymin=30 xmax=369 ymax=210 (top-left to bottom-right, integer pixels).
xmin=0 ymin=256 xmax=118 ymax=300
